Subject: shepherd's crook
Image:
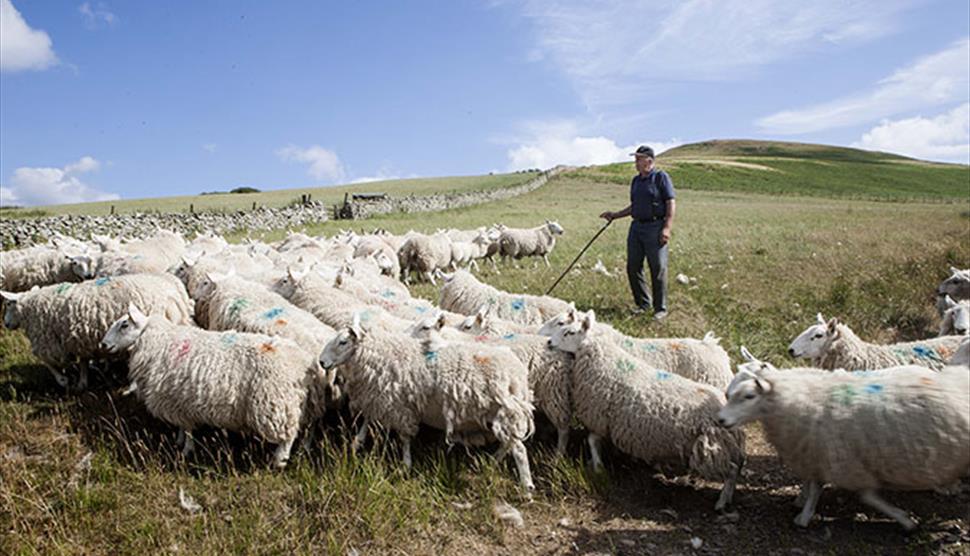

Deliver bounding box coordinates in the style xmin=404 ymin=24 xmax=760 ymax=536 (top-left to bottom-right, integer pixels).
xmin=545 ymin=219 xmax=613 ymax=296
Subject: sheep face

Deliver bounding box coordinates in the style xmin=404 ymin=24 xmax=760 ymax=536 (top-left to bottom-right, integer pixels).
xmin=69 ymin=255 xmax=96 ymax=280
xmin=319 ymin=328 xmax=360 ymax=370
xmin=407 ymin=313 xmax=447 ymax=343
xmin=788 ymin=314 xmax=829 ymax=359
xmin=101 ymin=304 xmax=149 ymax=354
xmin=547 ymin=311 xmax=594 ymax=354
xmin=718 ymin=374 xmax=772 ymax=429
xmin=545 ymin=220 xmax=565 ymax=235
xmin=937 ymin=267 xmax=970 ymax=298
xmin=940 ymin=296 xmax=970 ymax=336
xmin=537 ymin=306 xmax=578 ymax=337
xmin=1 ymin=291 xmax=21 ymax=329
xmin=272 ymin=267 xmax=306 ymax=299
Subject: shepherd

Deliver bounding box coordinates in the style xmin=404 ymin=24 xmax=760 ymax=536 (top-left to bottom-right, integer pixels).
xmin=599 ymin=145 xmax=676 ymax=320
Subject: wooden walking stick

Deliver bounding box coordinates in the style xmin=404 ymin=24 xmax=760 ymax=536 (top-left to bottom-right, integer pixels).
xmin=545 ymin=219 xmax=613 ymax=296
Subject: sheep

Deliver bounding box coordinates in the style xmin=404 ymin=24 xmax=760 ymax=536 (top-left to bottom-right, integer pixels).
xmin=455 ymin=306 xmax=538 ymax=337
xmin=398 ymin=232 xmax=452 ymax=284
xmin=437 ymin=269 xmax=571 ymax=326
xmin=548 ymin=311 xmax=746 ymax=511
xmin=948 ymin=337 xmax=970 ymax=367
xmin=319 ymin=312 xmax=537 ymax=490
xmin=448 ymin=230 xmax=495 ymax=272
xmin=101 ymin=304 xmax=320 ymax=468
xmin=537 ymin=306 xmax=734 ymax=389
xmin=414 ymin=311 xmax=574 ymax=455
xmin=1 ymin=244 xmax=84 ymax=292
xmin=939 ymin=294 xmax=970 ymax=336
xmin=789 ymin=314 xmax=965 ymax=371
xmin=936 ymin=267 xmax=970 ymax=315
xmin=498 ymin=220 xmax=564 ymax=267
xmin=1 ymin=273 xmax=193 ymax=390
xmin=718 ymin=353 xmax=970 ymax=530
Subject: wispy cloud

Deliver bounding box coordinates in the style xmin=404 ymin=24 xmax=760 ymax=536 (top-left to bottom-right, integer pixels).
xmin=512 ymin=0 xmax=919 ymax=108
xmin=0 ymin=0 xmax=58 ymax=72
xmin=276 ymin=144 xmax=345 ymax=183
xmin=852 ymin=103 xmax=969 ymax=164
xmin=758 ymin=38 xmax=970 ymax=134
xmin=0 ymin=156 xmax=119 ymax=207
xmin=503 ymin=120 xmax=681 ymax=170
xmin=78 ymin=2 xmax=117 ymax=29
xmin=202 ymin=143 xmax=217 ymax=153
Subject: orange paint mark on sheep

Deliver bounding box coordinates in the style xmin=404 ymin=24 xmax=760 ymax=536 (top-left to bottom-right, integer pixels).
xmin=669 ymin=342 xmax=684 ymax=351
xmin=259 ymin=342 xmax=276 ymax=354
xmin=275 ymin=319 xmax=288 ymax=327
xmin=473 ymin=354 xmax=491 ymax=366
xmin=919 ymin=377 xmax=934 ymax=386
xmin=937 ymin=345 xmax=953 ymax=359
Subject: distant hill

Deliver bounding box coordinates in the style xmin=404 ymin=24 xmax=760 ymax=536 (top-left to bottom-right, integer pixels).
xmin=576 ymin=139 xmax=969 ymax=201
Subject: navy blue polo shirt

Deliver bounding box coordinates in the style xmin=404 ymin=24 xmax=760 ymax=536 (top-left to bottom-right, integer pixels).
xmin=630 ymin=169 xmax=675 ymax=222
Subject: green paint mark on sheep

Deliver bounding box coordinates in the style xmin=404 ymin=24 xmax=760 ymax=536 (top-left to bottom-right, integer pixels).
xmin=359 ymin=310 xmax=373 ymax=323
xmin=220 ymin=333 xmax=238 ymax=347
xmin=615 ymin=359 xmax=635 ymax=375
xmin=55 ymin=283 xmax=72 ymax=294
xmin=380 ymin=289 xmax=396 ymax=299
xmin=94 ymin=277 xmax=111 ymax=286
xmin=622 ymin=339 xmax=634 ymax=349
xmin=831 ymin=384 xmax=857 ymax=406
xmin=639 ymin=342 xmax=658 ymax=353
xmin=228 ymin=298 xmax=250 ymax=319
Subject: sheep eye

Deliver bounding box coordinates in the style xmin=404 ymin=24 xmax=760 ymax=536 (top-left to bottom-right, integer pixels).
xmin=813 ymin=333 xmax=823 ymax=339
xmin=338 ymin=340 xmax=347 ymax=346
xmin=744 ymin=393 xmax=757 ymax=400
xmin=121 ymin=322 xmax=129 ymax=329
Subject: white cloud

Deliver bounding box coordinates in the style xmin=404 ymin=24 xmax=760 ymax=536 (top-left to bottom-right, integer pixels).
xmin=851 ymin=103 xmax=970 ymax=164
xmin=512 ymin=0 xmax=919 ymax=108
xmin=276 ymin=144 xmax=345 ymax=183
xmin=78 ymin=2 xmax=117 ymax=29
xmin=758 ymin=38 xmax=969 ymax=134
xmin=504 ymin=120 xmax=681 ymax=170
xmin=0 ymin=0 xmax=58 ymax=72
xmin=0 ymin=156 xmax=119 ymax=207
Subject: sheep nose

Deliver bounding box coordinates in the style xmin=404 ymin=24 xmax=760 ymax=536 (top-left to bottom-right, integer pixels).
xmin=99 ymin=342 xmax=107 ymax=350
xmin=717 ymin=417 xmax=727 ymax=427
xmin=787 ymin=347 xmax=795 ymax=357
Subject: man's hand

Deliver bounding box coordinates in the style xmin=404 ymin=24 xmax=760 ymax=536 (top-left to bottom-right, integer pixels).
xmin=599 ymin=211 xmax=614 ymax=221
xmin=660 ymin=226 xmax=671 ymax=246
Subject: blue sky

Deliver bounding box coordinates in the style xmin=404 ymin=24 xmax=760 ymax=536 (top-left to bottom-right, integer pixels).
xmin=1 ymin=0 xmax=968 ymax=206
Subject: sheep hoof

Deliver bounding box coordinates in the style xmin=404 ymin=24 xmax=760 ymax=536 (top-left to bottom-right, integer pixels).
xmin=793 ymin=514 xmax=812 ymax=528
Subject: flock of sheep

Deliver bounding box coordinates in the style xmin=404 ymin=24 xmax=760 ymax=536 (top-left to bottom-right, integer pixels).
xmin=1 ymin=226 xmax=968 ymax=533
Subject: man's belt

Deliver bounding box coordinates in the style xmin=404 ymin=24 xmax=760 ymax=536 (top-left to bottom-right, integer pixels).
xmin=634 ymin=217 xmax=664 ymax=223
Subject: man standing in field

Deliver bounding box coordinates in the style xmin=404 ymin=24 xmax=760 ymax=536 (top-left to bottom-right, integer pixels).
xmin=599 ymin=145 xmax=676 ymax=320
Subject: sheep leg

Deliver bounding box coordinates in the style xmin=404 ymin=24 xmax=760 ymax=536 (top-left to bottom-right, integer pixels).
xmin=401 ymin=435 xmax=413 ymax=469
xmin=555 ymin=427 xmax=569 ymax=456
xmin=179 ymin=429 xmax=196 ymax=458
xmin=543 ymin=254 xmax=551 ymax=267
xmin=509 ymin=439 xmax=535 ymax=492
xmin=351 ymin=417 xmax=370 ymax=454
xmin=859 ymin=489 xmax=916 ymax=530
xmin=715 ymin=462 xmax=740 ymax=511
xmin=425 ymin=272 xmax=437 ymax=286
xmin=793 ymin=480 xmax=821 ymax=527
xmin=76 ymin=365 xmax=89 ymax=391
xmin=45 ymin=364 xmax=70 ymax=391
xmin=792 ymin=480 xmax=810 ymax=508
xmin=588 ymin=433 xmax=604 ymax=472
xmin=272 ymin=436 xmax=296 ymax=469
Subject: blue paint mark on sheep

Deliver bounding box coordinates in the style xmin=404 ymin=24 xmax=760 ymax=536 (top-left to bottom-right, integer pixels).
xmin=503 ymin=333 xmax=517 ymax=341
xmin=359 ymin=310 xmax=373 ymax=323
xmin=640 ymin=342 xmax=658 ymax=353
xmin=655 ymin=370 xmax=672 ymax=380
xmin=414 ymin=306 xmax=428 ymax=314
xmin=262 ymin=307 xmax=285 ymax=320
xmin=911 ymin=345 xmax=943 ymax=361
xmin=94 ymin=277 xmax=111 ymax=286
xmin=864 ymin=383 xmax=883 ymax=394
xmin=220 ymin=333 xmax=238 ymax=347
xmin=510 ymin=298 xmax=525 ymax=312
xmin=380 ymin=289 xmax=396 ymax=299
xmin=424 ymin=351 xmax=438 ymax=363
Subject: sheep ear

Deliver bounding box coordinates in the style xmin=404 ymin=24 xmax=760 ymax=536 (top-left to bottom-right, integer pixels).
xmin=826 ymin=317 xmax=840 ymax=336
xmin=951 ymin=266 xmax=961 ymax=275
xmin=288 ymin=266 xmax=307 ymax=283
xmin=754 ymin=377 xmax=772 ymax=394
xmin=582 ymin=310 xmax=596 ymax=331
xmin=816 ymin=313 xmax=825 ymax=326
xmin=0 ymin=290 xmax=21 ymax=302
xmin=740 ymin=346 xmax=758 ymax=363
xmin=128 ymin=303 xmax=148 ymax=327
xmin=945 ymin=294 xmax=957 ymax=308
xmin=435 ymin=313 xmax=446 ymax=330
xmin=181 ymin=255 xmax=196 ymax=267
xmin=350 ymin=312 xmax=364 ymax=339
xmin=334 ymin=272 xmax=344 ymax=287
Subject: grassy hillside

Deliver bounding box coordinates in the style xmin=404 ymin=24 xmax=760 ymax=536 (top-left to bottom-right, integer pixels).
xmin=2 ymin=144 xmax=969 ymax=554
xmin=576 ymin=139 xmax=969 ymax=201
xmin=0 ymin=172 xmax=540 ymax=218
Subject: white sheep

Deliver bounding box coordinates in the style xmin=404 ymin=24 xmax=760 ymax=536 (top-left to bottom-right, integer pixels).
xmin=948 ymin=337 xmax=969 ymax=367
xmin=537 ymin=306 xmax=734 ymax=389
xmin=718 ymin=353 xmax=969 ymax=530
xmin=549 ymin=311 xmax=746 ymax=511
xmin=319 ymin=313 xmax=537 ymax=490
xmin=398 ymin=232 xmax=453 ymax=284
xmin=936 ymin=266 xmax=970 ymax=316
xmin=938 ymin=295 xmax=970 ymax=336
xmin=1 ymin=273 xmax=193 ymax=390
xmin=448 ymin=229 xmax=495 ymax=272
xmin=102 ymin=304 xmax=320 ymax=467
xmin=789 ymin=313 xmax=965 ymax=371
xmin=498 ymin=220 xmax=564 ymax=267
xmin=1 ymin=244 xmax=83 ymax=292
xmin=437 ymin=269 xmax=571 ymax=326
xmin=412 ymin=311 xmax=574 ymax=455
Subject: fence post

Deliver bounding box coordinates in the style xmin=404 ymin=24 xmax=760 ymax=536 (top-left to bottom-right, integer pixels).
xmin=110 ymin=205 xmax=115 ymax=215
xmin=190 ymin=203 xmax=194 ymax=214
xmin=252 ymin=201 xmax=257 ymax=211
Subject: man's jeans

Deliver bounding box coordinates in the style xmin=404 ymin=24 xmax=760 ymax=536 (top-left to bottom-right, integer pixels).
xmin=626 ymin=221 xmax=668 ymax=313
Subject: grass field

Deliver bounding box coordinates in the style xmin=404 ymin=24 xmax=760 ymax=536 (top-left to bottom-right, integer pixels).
xmin=0 ymin=172 xmax=539 ymax=218
xmin=2 ymin=141 xmax=969 ymax=555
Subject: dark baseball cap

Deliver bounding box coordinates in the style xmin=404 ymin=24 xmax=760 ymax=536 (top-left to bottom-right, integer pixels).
xmin=630 ymin=145 xmax=655 ymax=158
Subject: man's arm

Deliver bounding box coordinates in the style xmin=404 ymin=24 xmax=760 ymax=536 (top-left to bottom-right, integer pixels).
xmin=600 ymin=204 xmax=632 ymax=221
xmin=660 ymin=199 xmax=675 ymax=245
